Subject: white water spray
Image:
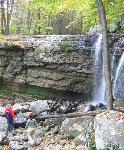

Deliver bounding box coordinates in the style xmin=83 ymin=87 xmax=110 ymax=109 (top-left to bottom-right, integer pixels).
xmin=92 ymin=34 xmax=106 ymax=105
xmin=113 ymin=52 xmax=124 ymax=98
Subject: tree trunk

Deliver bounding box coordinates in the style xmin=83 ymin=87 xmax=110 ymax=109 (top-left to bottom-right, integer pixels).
xmin=37 ymin=8 xmax=41 ymax=34
xmin=35 ymin=110 xmax=105 ymax=120
xmin=96 ymin=0 xmax=113 ymax=110
xmin=6 ymin=0 xmax=11 ymax=34
xmin=6 ymin=0 xmax=14 ymax=35
xmin=27 ymin=9 xmax=32 ymax=33
xmin=1 ymin=0 xmax=6 ymax=35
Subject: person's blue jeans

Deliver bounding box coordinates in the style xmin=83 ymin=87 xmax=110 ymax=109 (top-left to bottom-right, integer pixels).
xmin=7 ymin=120 xmax=13 ymax=132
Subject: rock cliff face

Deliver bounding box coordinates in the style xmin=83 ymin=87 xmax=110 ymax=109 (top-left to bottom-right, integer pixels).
xmin=0 ymin=34 xmax=123 ymax=97
xmin=0 ymin=35 xmax=95 ymax=95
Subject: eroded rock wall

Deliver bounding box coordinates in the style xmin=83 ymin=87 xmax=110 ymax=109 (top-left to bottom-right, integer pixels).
xmin=0 ymin=35 xmax=95 ymax=95
xmin=0 ymin=34 xmax=123 ymax=96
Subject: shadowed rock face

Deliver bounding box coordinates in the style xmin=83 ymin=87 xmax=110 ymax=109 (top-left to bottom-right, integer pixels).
xmin=0 ymin=34 xmax=123 ymax=99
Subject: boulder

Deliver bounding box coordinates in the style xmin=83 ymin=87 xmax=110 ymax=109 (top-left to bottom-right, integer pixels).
xmin=113 ymin=99 xmax=124 ymax=108
xmin=9 ymin=141 xmax=26 ymax=150
xmin=60 ymin=116 xmax=94 ymax=138
xmin=94 ymin=110 xmax=124 ymax=150
xmin=74 ymin=133 xmax=86 ymax=146
xmin=30 ymin=100 xmax=52 ymax=115
xmin=14 ymin=112 xmax=27 ymax=128
xmin=13 ymin=103 xmax=30 ymax=113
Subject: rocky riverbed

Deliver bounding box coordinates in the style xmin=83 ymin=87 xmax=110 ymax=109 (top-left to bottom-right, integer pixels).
xmin=0 ymin=98 xmax=124 ymax=150
xmin=0 ymin=98 xmax=104 ymax=150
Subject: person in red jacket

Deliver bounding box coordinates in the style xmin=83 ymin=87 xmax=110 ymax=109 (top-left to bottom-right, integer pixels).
xmin=5 ymin=104 xmax=16 ymax=133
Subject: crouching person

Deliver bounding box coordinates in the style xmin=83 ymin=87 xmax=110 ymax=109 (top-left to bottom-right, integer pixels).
xmin=25 ymin=113 xmax=38 ymax=145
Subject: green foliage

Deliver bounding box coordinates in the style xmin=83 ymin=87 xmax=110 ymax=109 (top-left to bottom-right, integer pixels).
xmin=27 ymin=0 xmax=124 ymax=33
xmin=105 ymin=142 xmax=120 ymax=150
xmin=1 ymin=0 xmax=124 ymax=34
xmin=85 ymin=123 xmax=96 ymax=150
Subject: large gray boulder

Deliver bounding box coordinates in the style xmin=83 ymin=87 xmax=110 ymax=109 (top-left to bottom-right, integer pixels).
xmin=30 ymin=100 xmax=52 ymax=115
xmin=60 ymin=116 xmax=94 ymax=138
xmin=13 ymin=103 xmax=30 ymax=113
xmin=94 ymin=110 xmax=124 ymax=150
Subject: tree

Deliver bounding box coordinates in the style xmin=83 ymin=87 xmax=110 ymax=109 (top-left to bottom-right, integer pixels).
xmin=0 ymin=0 xmax=14 ymax=35
xmin=1 ymin=0 xmax=6 ymax=34
xmin=96 ymin=0 xmax=113 ymax=110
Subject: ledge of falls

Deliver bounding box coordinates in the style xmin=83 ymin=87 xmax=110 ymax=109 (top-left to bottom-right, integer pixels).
xmin=0 ymin=34 xmax=124 ymax=99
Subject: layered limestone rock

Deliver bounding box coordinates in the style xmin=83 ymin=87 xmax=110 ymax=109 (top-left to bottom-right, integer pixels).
xmin=0 ymin=35 xmax=94 ymax=94
xmin=0 ymin=34 xmax=123 ymax=96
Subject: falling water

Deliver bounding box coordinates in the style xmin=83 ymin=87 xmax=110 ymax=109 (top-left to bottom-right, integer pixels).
xmin=113 ymin=52 xmax=124 ymax=99
xmin=92 ymin=34 xmax=105 ymax=105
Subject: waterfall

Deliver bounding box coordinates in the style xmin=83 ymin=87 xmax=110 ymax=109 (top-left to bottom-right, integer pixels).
xmin=92 ymin=34 xmax=105 ymax=105
xmin=113 ymin=52 xmax=124 ymax=99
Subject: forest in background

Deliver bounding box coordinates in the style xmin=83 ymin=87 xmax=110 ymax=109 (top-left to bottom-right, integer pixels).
xmin=1 ymin=0 xmax=124 ymax=35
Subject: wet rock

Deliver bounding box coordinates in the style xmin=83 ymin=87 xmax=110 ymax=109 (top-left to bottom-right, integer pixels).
xmin=77 ymin=104 xmax=85 ymax=112
xmin=95 ymin=103 xmax=106 ymax=109
xmin=84 ymin=104 xmax=96 ymax=112
xmin=59 ymin=102 xmax=70 ymax=113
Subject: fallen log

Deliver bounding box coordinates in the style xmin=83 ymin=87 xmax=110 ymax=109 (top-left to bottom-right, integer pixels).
xmin=35 ymin=108 xmax=124 ymax=120
xmin=35 ymin=109 xmax=105 ymax=120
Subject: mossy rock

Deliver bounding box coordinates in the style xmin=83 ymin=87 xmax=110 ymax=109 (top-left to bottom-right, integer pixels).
xmin=113 ymin=99 xmax=124 ymax=107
